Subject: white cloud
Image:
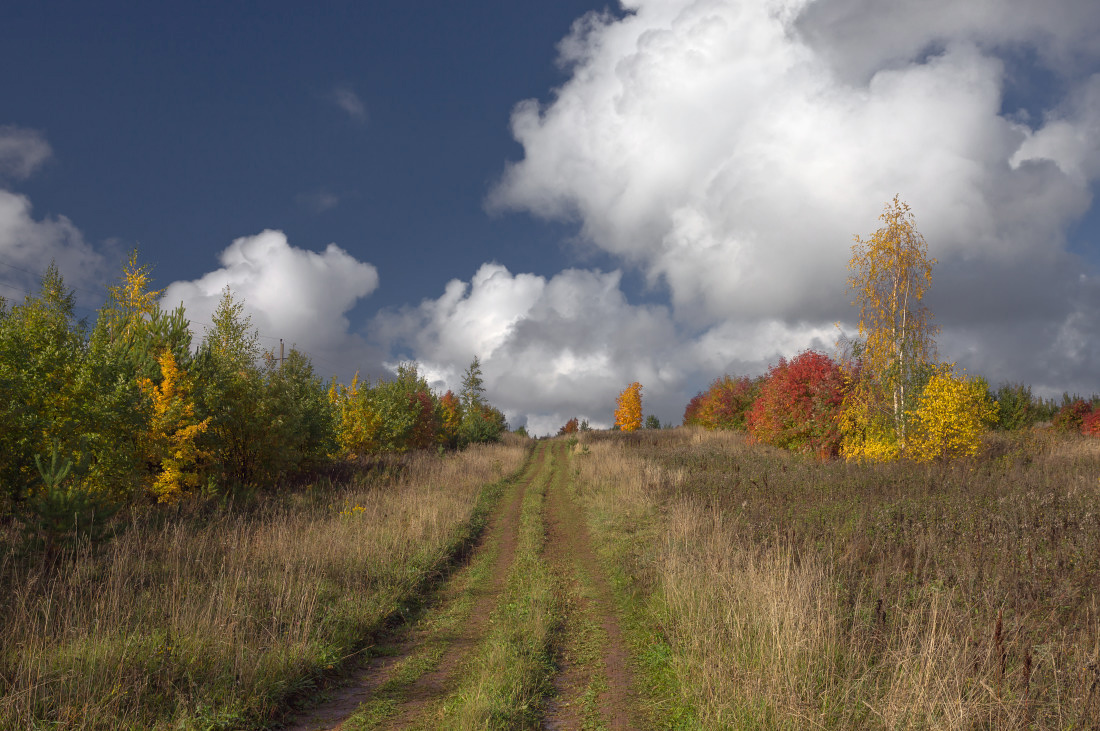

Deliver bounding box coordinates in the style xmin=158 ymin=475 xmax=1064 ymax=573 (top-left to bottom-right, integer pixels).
xmin=0 ymin=190 xmax=106 ymax=302
xmin=487 ymin=0 xmax=1100 ymax=397
xmin=0 ymin=125 xmax=52 ymax=181
xmin=794 ymin=0 xmax=1100 ymax=83
xmin=162 ymin=230 xmax=381 ymax=375
xmin=329 ymin=85 xmax=368 ymax=123
xmin=295 ymin=189 xmax=341 ymax=213
xmin=372 ymin=262 xmax=840 ymax=430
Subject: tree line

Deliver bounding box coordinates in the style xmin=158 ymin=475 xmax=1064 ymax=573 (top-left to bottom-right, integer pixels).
xmin=0 ymin=254 xmax=506 ymax=542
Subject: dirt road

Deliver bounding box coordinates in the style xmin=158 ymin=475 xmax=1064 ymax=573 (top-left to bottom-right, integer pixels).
xmin=284 ymin=440 xmax=639 ymax=730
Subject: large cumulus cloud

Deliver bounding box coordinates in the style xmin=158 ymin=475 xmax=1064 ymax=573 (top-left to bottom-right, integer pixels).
xmin=162 ymin=230 xmax=382 ymax=375
xmin=486 ymin=0 xmax=1100 ymax=397
xmin=372 ymin=262 xmax=839 ymax=432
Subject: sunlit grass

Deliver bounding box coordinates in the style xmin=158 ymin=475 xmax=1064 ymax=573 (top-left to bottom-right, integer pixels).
xmin=0 ymin=441 xmax=528 ymax=730
xmin=575 ymin=427 xmax=1100 ymax=729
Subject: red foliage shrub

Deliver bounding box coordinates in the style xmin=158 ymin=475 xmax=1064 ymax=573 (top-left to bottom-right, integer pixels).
xmin=408 ymin=390 xmax=440 ymax=451
xmin=683 ymin=375 xmax=759 ymax=430
xmin=747 ymin=350 xmax=847 ymax=456
xmin=1082 ymin=408 xmax=1100 ymax=437
xmin=558 ymin=417 xmax=580 ymax=435
xmin=1053 ymin=400 xmax=1092 ymax=433
xmin=700 ymin=376 xmax=759 ymax=430
xmin=683 ymin=393 xmax=707 ymax=427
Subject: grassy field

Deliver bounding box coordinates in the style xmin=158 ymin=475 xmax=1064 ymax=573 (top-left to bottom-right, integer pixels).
xmin=5 ymin=426 xmax=1098 ymax=729
xmin=0 ymin=439 xmax=529 ymax=730
xmin=574 ymin=427 xmax=1100 ymax=729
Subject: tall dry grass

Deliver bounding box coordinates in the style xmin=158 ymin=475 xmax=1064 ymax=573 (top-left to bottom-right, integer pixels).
xmin=0 ymin=441 xmax=528 ymax=730
xmin=574 ymin=428 xmax=1100 ymax=728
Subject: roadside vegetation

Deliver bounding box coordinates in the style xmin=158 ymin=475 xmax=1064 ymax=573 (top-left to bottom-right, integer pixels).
xmin=0 ymin=440 xmax=528 ymax=729
xmin=1 ymin=252 xmax=508 ymax=548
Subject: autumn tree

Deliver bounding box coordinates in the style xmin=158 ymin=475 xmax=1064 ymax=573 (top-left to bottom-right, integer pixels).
xmin=558 ymin=417 xmax=580 ymax=435
xmin=1052 ymin=399 xmax=1093 ymax=433
xmin=87 ymin=251 xmax=193 ymax=496
xmin=329 ymin=372 xmax=383 ymax=458
xmin=747 ymin=351 xmax=847 ymax=456
xmin=614 ymin=382 xmax=643 ymax=432
xmin=682 ymin=393 xmax=707 ymax=427
xmin=685 ymin=375 xmax=760 ymax=431
xmin=906 ymin=367 xmax=997 ymax=461
xmin=139 ymin=350 xmax=209 ymax=502
xmin=439 ymin=390 xmax=462 ymax=448
xmin=844 ymin=196 xmax=937 ymax=457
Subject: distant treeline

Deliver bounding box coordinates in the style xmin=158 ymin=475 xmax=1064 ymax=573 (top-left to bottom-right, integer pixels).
xmin=684 ymin=350 xmax=1100 ymax=460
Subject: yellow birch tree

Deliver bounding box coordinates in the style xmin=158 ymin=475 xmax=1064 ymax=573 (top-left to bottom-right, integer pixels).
xmin=614 ymin=382 xmax=643 ymax=432
xmin=843 ymin=196 xmax=937 ymax=458
xmin=328 ymin=372 xmax=383 ymax=457
xmin=906 ymin=366 xmax=997 ymax=462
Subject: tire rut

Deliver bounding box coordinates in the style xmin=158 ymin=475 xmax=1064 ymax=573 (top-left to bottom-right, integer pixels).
xmin=542 ymin=441 xmax=638 ymax=730
xmin=283 ymin=444 xmax=548 ymax=731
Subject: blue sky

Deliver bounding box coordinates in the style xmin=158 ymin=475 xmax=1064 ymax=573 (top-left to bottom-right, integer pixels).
xmin=2 ymin=0 xmax=1099 ymax=433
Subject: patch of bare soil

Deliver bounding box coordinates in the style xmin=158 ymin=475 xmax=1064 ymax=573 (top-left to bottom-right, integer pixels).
xmin=282 ymin=446 xmax=546 ymax=731
xmin=542 ymin=444 xmax=638 ymax=730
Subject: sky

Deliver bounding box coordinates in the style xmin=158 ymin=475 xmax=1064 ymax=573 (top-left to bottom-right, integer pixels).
xmin=2 ymin=0 xmax=1099 ymax=435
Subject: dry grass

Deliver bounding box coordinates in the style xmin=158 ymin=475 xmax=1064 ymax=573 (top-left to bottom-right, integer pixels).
xmin=0 ymin=442 xmax=528 ymax=730
xmin=574 ymin=427 xmax=1100 ymax=729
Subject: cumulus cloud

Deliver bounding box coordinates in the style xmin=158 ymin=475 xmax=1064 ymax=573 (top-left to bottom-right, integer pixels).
xmin=162 ymin=230 xmax=381 ymax=375
xmin=794 ymin=0 xmax=1100 ymax=83
xmin=329 ymin=85 xmax=368 ymax=123
xmin=0 ymin=191 xmax=106 ymax=302
xmin=0 ymin=126 xmax=107 ymax=301
xmin=372 ymin=262 xmax=837 ymax=432
xmin=0 ymin=125 xmax=52 ymax=181
xmin=486 ymin=0 xmax=1100 ymax=397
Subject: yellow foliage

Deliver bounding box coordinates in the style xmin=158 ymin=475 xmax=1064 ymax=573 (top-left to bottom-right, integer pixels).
xmin=906 ymin=366 xmax=997 ymax=462
xmin=614 ymin=382 xmax=643 ymax=432
xmin=328 ymin=372 xmax=383 ymax=458
xmin=839 ymin=383 xmax=902 ymax=462
xmin=105 ymin=250 xmax=163 ymax=342
xmin=139 ymin=350 xmax=209 ymax=503
xmin=847 ymin=196 xmax=937 ymax=443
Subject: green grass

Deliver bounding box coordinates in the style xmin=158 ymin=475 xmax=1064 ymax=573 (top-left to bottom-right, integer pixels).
xmin=435 ymin=442 xmax=561 ymax=729
xmin=340 ymin=457 xmax=533 ymax=730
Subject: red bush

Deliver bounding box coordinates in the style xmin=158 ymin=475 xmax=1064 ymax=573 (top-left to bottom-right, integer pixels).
xmin=558 ymin=417 xmax=580 ymax=435
xmin=1053 ymin=400 xmax=1092 ymax=433
xmin=683 ymin=393 xmax=707 ymax=427
xmin=1082 ymin=408 xmax=1100 ymax=437
xmin=747 ymin=350 xmax=847 ymax=456
xmin=408 ymin=390 xmax=440 ymax=450
xmin=683 ymin=375 xmax=759 ymax=430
